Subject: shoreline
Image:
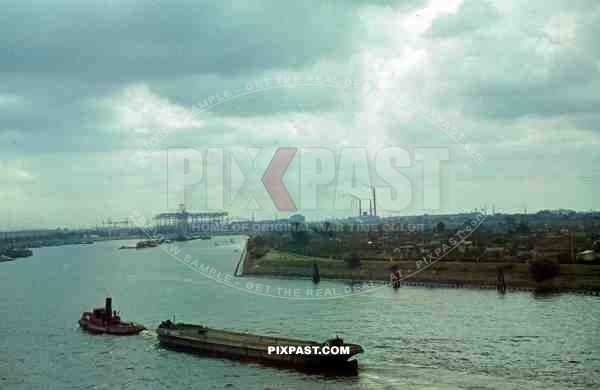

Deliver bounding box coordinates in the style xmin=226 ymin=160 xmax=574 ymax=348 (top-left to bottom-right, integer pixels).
xmin=242 ymin=249 xmax=600 ymax=296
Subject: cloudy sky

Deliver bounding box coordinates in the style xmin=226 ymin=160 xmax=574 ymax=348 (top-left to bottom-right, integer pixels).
xmin=1 ymin=0 xmax=599 ymax=229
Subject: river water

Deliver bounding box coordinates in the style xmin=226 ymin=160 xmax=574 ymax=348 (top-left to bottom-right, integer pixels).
xmin=1 ymin=238 xmax=598 ymax=389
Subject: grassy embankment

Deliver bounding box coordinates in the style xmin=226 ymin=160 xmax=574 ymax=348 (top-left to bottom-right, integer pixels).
xmin=244 ymin=249 xmax=600 ymax=292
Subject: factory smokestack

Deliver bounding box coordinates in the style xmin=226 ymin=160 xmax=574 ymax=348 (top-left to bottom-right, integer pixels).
xmin=372 ymin=186 xmax=377 ymax=217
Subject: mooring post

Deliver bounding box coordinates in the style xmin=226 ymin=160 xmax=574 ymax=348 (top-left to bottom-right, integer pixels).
xmin=497 ymin=268 xmax=506 ymax=294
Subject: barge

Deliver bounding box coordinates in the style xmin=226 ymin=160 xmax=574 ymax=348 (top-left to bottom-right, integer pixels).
xmin=157 ymin=320 xmax=363 ymax=372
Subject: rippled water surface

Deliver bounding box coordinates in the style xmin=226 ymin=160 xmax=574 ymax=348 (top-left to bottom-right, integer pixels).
xmin=1 ymin=239 xmax=599 ymax=389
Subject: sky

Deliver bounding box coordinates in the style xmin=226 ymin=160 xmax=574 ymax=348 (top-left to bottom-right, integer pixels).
xmin=0 ymin=0 xmax=599 ymax=229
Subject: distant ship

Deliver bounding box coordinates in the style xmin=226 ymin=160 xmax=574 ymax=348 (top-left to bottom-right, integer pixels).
xmin=157 ymin=321 xmax=363 ymax=372
xmin=174 ymin=234 xmax=193 ymax=242
xmin=79 ymin=297 xmax=145 ymax=335
xmin=1 ymin=248 xmax=33 ymax=258
xmin=136 ymin=240 xmax=159 ymax=249
xmin=0 ymin=254 xmax=15 ymax=262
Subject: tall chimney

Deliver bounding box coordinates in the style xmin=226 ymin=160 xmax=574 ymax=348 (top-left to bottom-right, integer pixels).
xmin=358 ymin=199 xmax=362 ymax=217
xmin=369 ymin=199 xmax=373 ymax=216
xmin=372 ymin=186 xmax=377 ymax=217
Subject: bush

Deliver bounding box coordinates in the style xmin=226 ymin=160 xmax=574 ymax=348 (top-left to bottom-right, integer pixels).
xmin=344 ymin=252 xmax=361 ymax=269
xmin=253 ymin=248 xmax=269 ymax=259
xmin=529 ymin=259 xmax=560 ymax=283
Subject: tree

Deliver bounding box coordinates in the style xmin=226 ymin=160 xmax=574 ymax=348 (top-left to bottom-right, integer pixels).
xmin=290 ymin=228 xmax=308 ymax=245
xmin=436 ymin=221 xmax=446 ymax=233
xmin=253 ymin=248 xmax=269 ymax=259
xmin=515 ymin=222 xmax=530 ymax=234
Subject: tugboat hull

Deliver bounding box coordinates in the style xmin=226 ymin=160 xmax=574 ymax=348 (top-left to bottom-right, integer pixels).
xmin=78 ymin=318 xmax=145 ymax=335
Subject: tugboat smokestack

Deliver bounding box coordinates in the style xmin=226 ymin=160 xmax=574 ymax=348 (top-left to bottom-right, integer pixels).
xmin=105 ymin=297 xmax=112 ymax=321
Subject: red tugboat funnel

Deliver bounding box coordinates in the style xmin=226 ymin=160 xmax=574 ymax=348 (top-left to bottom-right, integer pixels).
xmin=105 ymin=297 xmax=112 ymax=321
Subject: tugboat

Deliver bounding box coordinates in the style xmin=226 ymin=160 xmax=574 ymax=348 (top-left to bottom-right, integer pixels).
xmin=79 ymin=297 xmax=145 ymax=335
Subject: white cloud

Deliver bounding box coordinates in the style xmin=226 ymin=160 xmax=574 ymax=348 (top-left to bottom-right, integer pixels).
xmin=103 ymin=84 xmax=207 ymax=133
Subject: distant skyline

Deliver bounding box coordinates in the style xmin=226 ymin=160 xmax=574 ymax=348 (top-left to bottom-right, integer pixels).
xmin=1 ymin=206 xmax=598 ymax=233
xmin=1 ymin=0 xmax=599 ymax=229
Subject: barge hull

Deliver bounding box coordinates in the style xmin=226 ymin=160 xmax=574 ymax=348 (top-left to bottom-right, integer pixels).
xmin=157 ymin=323 xmax=362 ymax=372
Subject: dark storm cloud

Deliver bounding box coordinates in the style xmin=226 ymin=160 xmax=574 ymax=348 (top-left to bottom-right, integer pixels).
xmin=0 ymin=74 xmax=115 ymax=140
xmin=0 ymin=0 xmax=426 ymax=150
xmin=0 ymin=0 xmax=424 ymax=82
